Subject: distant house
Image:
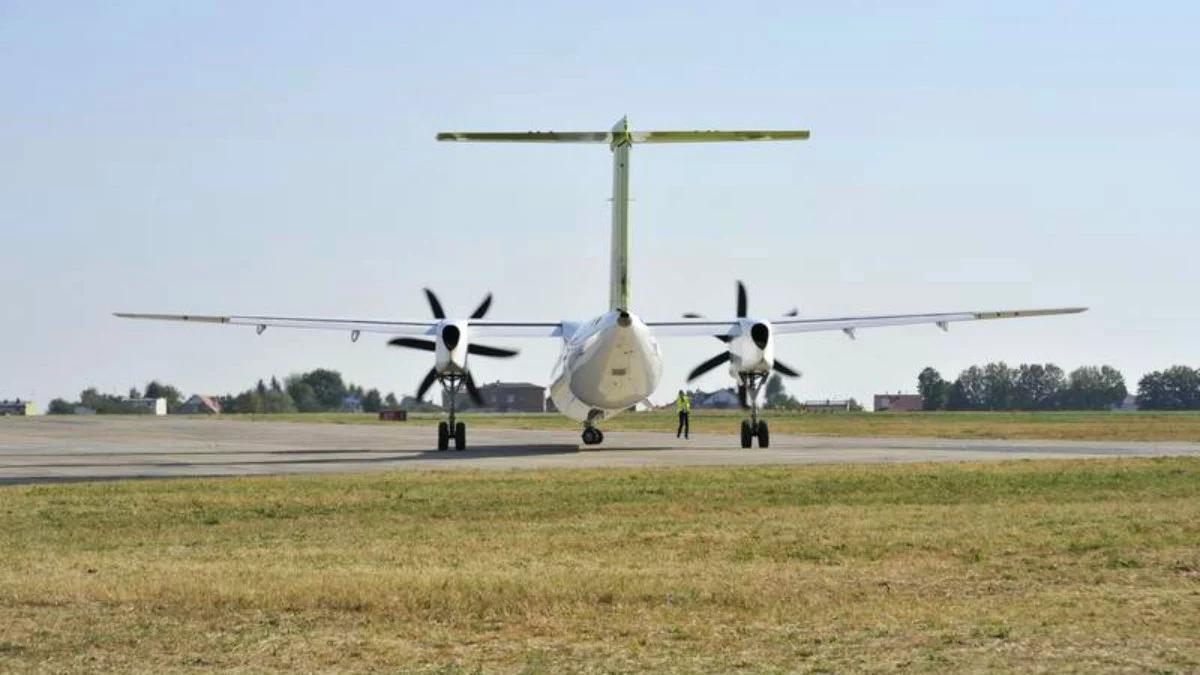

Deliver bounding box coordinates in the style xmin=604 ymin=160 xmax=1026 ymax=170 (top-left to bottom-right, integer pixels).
xmin=123 ymin=398 xmax=167 ymax=415
xmin=690 ymin=388 xmax=742 ymax=409
xmin=178 ymin=395 xmax=222 ymax=415
xmin=874 ymin=393 xmax=923 ymax=412
xmin=803 ymin=399 xmax=852 ymax=413
xmin=0 ymin=399 xmax=36 ymax=416
xmin=446 ymin=382 xmax=546 ymax=412
xmin=340 ymin=395 xmax=364 ymax=413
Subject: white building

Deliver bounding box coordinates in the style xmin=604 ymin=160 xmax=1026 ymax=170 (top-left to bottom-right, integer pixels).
xmin=123 ymin=398 xmax=167 ymax=415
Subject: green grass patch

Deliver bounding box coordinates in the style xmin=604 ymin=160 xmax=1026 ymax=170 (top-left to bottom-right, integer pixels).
xmin=1 ymin=458 xmax=1199 ymax=673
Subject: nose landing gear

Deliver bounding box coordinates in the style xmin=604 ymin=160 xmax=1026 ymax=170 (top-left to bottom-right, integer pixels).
xmin=581 ymin=426 xmax=605 ymax=445
xmin=738 ymin=373 xmax=770 ymax=449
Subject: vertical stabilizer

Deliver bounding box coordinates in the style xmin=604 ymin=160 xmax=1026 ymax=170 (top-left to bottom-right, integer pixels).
xmin=609 ymin=117 xmax=632 ymax=311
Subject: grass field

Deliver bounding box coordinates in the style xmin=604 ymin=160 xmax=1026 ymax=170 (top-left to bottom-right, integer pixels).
xmin=227 ymin=409 xmax=1200 ymax=442
xmin=2 ymin=458 xmax=1198 ymax=673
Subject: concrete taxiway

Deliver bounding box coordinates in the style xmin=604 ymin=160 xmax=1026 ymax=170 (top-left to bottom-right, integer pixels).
xmin=2 ymin=416 xmax=1198 ymax=484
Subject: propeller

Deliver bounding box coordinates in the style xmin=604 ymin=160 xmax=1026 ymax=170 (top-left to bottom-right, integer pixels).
xmin=685 ymin=281 xmax=802 ymax=407
xmin=388 ymin=288 xmax=517 ymax=406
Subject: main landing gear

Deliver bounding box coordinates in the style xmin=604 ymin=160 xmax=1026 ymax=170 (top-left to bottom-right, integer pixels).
xmin=739 ymin=372 xmax=770 ymax=449
xmin=437 ymin=373 xmax=469 ymax=451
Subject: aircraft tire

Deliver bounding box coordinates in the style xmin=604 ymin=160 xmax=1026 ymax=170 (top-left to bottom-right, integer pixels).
xmin=757 ymin=420 xmax=769 ymax=448
xmin=454 ymin=422 xmax=466 ymax=450
xmin=740 ymin=420 xmax=753 ymax=449
xmin=437 ymin=421 xmax=450 ymax=451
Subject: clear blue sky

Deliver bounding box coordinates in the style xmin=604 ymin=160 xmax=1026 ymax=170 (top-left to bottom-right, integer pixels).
xmin=1 ymin=1 xmax=1197 ymax=408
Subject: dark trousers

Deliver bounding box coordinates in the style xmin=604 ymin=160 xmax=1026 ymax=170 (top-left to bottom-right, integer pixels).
xmin=677 ymin=412 xmax=689 ymax=438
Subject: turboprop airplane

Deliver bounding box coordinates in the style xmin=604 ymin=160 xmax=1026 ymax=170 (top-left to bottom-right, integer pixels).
xmin=117 ymin=117 xmax=1085 ymax=450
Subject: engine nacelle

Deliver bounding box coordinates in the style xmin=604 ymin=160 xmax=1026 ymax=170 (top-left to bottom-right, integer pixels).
xmin=434 ymin=320 xmax=470 ymax=373
xmin=727 ymin=318 xmax=774 ymax=376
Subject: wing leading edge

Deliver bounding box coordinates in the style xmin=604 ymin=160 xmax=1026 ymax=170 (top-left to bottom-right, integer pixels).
xmin=646 ymin=307 xmax=1087 ymax=338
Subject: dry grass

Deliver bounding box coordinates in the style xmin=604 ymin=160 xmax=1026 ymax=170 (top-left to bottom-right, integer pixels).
xmin=230 ymin=409 xmax=1200 ymax=443
xmin=2 ymin=458 xmax=1199 ymax=673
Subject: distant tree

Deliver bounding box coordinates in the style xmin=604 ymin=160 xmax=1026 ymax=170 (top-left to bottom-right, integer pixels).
xmin=765 ymin=374 xmax=800 ymax=409
xmin=1136 ymin=366 xmax=1200 ymax=410
xmin=144 ymin=381 xmax=183 ymax=410
xmin=766 ymin=374 xmax=784 ymax=400
xmin=299 ymin=369 xmax=347 ymax=410
xmin=285 ymin=377 xmax=321 ymax=412
xmin=848 ymin=398 xmax=863 ymax=412
xmin=256 ymin=379 xmax=267 ymax=396
xmin=362 ymin=388 xmax=383 ymax=413
xmin=128 ymin=387 xmax=142 ymax=400
xmin=47 ymin=398 xmax=73 ymax=414
xmin=269 ymin=376 xmax=282 ymax=393
xmin=1064 ymin=365 xmax=1128 ymax=410
xmin=917 ymin=367 xmax=950 ymax=410
xmin=947 ymin=366 xmax=986 ymax=410
xmin=385 ymin=392 xmax=399 ymax=408
xmin=981 ymin=362 xmax=1015 ymax=410
xmin=1013 ymin=363 xmax=1066 ymax=410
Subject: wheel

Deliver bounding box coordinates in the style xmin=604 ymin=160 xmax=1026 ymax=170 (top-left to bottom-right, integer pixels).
xmin=595 ymin=430 xmax=604 ymax=444
xmin=740 ymin=419 xmax=753 ymax=448
xmin=454 ymin=422 xmax=466 ymax=450
xmin=756 ymin=420 xmax=769 ymax=448
xmin=582 ymin=427 xmax=602 ymax=445
xmin=437 ymin=421 xmax=450 ymax=451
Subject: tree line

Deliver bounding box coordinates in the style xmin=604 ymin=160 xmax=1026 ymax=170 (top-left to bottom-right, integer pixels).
xmin=46 ymin=369 xmax=403 ymax=414
xmin=917 ymin=363 xmax=1200 ymax=411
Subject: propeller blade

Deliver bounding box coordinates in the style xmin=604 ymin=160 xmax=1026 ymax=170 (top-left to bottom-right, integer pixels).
xmin=415 ymin=367 xmax=439 ymax=401
xmin=687 ymin=351 xmax=731 ymax=381
xmin=389 ymin=337 xmax=436 ymax=351
xmin=774 ymin=359 xmax=801 ymax=377
xmin=423 ymin=288 xmax=446 ymax=319
xmin=682 ymin=312 xmax=704 ymax=319
xmin=463 ymin=371 xmax=484 ymax=406
xmin=737 ymin=281 xmax=748 ymax=318
xmin=470 ymin=293 xmax=493 ymax=319
xmin=468 ymin=343 xmax=518 ymax=358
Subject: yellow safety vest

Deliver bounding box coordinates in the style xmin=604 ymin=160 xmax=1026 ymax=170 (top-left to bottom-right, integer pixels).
xmin=676 ymin=395 xmax=691 ymax=413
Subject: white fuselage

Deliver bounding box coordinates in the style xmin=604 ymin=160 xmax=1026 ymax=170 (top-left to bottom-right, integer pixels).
xmin=549 ymin=310 xmax=662 ymax=422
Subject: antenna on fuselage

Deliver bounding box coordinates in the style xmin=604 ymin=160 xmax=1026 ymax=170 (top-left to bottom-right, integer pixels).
xmin=436 ymin=118 xmax=811 ymax=312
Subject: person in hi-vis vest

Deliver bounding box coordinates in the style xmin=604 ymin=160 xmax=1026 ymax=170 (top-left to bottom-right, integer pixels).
xmin=676 ymin=390 xmax=691 ymax=439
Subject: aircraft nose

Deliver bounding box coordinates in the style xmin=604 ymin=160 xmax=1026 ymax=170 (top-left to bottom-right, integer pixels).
xmin=617 ymin=311 xmax=632 ymax=327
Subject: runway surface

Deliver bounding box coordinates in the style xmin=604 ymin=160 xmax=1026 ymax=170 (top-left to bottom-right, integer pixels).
xmin=2 ymin=416 xmax=1199 ymax=484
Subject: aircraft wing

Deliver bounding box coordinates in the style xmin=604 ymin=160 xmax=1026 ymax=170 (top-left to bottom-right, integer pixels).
xmin=113 ymin=313 xmax=564 ymax=338
xmin=646 ymin=307 xmax=1086 ymax=338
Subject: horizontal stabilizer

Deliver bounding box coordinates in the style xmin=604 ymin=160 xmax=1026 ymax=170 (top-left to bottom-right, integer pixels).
xmin=437 ymin=131 xmax=609 ymax=143
xmin=437 ymin=129 xmax=810 ymax=144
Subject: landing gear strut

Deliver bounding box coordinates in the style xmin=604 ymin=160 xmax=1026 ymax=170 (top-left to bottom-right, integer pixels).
xmin=437 ymin=373 xmax=468 ymax=451
xmin=739 ymin=372 xmax=770 ymax=449
xmin=581 ymin=410 xmax=605 ymax=446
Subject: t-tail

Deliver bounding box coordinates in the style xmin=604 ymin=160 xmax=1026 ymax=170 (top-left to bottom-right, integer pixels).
xmin=437 ymin=117 xmax=811 ymax=312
